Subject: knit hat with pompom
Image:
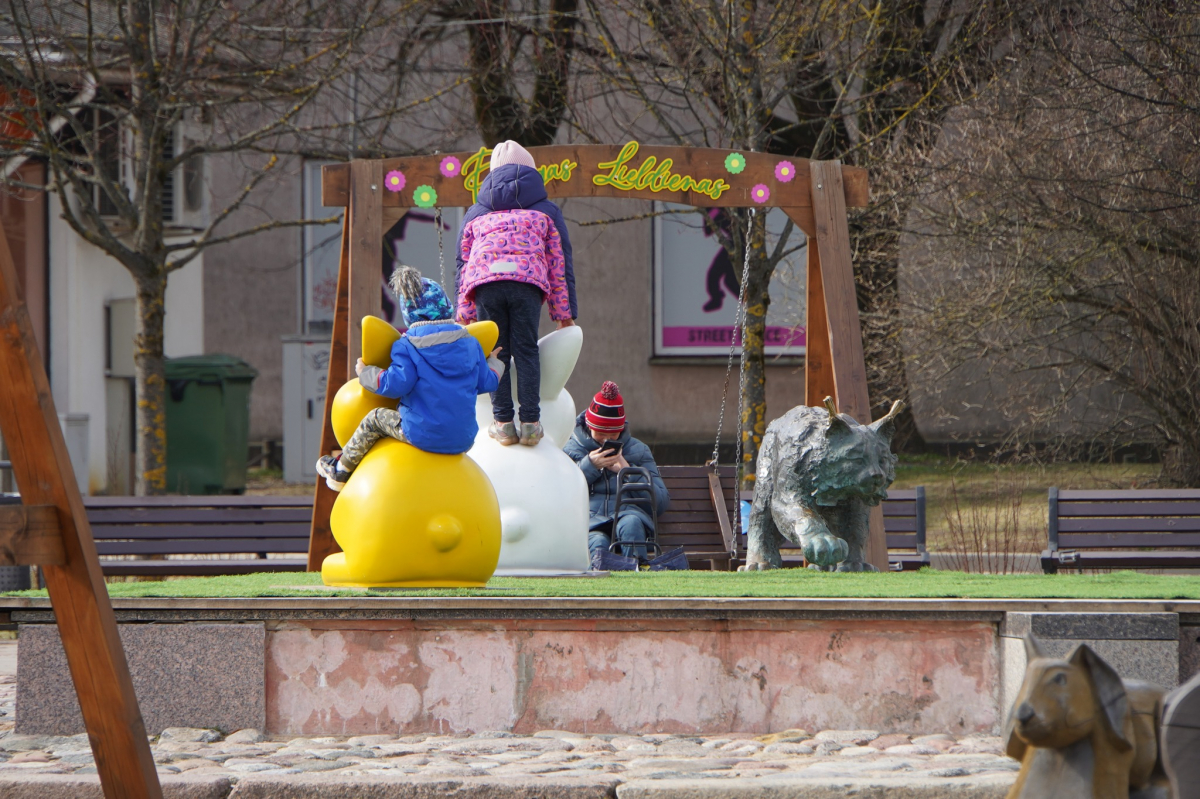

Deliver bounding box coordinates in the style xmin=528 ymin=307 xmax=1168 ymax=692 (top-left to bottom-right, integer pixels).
xmin=389 ymin=265 xmax=453 ymax=325
xmin=586 ymin=381 xmax=626 ymax=432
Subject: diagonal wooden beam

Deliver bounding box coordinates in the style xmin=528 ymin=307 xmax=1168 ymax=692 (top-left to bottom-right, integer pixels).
xmin=306 ymin=214 xmax=351 ymax=571
xmin=0 ymin=224 xmax=162 ymax=798
xmin=0 ymin=504 xmax=65 ymax=565
xmin=808 ymin=160 xmax=888 ymax=572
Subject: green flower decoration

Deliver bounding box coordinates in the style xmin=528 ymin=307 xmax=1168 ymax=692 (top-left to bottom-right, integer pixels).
xmin=413 ymin=184 xmax=438 ymax=208
xmin=724 ymin=152 xmax=746 ymax=174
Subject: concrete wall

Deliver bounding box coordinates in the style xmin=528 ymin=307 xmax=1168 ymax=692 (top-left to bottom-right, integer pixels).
xmin=268 ymin=617 xmax=999 ymax=736
xmin=47 ymin=194 xmax=204 ymax=494
xmin=202 ymin=155 xmax=304 ymax=442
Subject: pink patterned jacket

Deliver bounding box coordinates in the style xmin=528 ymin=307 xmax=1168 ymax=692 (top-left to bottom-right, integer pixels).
xmin=456 ymin=209 xmax=571 ymax=323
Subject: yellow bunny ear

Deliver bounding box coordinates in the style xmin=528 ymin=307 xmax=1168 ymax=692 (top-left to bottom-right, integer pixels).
xmin=362 ymin=316 xmax=401 ymax=368
xmin=466 ymin=321 xmax=499 ymax=354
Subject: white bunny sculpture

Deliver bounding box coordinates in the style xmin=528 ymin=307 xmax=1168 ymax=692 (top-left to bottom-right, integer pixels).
xmin=467 ymin=325 xmax=591 ymax=573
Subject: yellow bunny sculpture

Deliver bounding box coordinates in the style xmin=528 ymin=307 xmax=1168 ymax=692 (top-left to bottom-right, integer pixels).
xmin=320 ymin=316 xmax=503 ymax=588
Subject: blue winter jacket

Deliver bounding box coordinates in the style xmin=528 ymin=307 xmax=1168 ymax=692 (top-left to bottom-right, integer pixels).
xmin=563 ymin=412 xmax=670 ymax=530
xmin=456 ymin=164 xmax=578 ymax=319
xmin=363 ymin=322 xmax=499 ymax=454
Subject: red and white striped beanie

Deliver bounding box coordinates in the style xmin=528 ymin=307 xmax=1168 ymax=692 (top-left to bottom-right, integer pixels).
xmin=586 ymin=381 xmax=626 ymax=431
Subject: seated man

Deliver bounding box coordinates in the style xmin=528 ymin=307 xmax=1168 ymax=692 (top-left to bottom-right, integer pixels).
xmin=563 ymin=381 xmax=670 ymax=566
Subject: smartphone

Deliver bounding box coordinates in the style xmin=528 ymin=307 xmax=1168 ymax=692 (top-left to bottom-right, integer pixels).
xmin=599 ymin=440 xmax=624 ymax=453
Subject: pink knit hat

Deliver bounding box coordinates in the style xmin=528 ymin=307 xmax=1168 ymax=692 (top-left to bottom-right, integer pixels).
xmin=489 ymin=140 xmax=536 ymax=170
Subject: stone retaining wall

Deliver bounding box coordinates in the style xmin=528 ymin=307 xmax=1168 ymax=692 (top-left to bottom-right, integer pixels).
xmin=266 ymin=618 xmax=999 ymax=736
xmin=6 ymin=598 xmax=1198 ymax=737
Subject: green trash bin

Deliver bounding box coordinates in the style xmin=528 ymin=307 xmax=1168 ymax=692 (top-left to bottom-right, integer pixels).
xmin=164 ymin=354 xmax=258 ymax=494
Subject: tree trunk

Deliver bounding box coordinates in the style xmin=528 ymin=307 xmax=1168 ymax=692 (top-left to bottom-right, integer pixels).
xmin=133 ymin=272 xmax=168 ymax=495
xmin=738 ymin=211 xmax=771 ymax=492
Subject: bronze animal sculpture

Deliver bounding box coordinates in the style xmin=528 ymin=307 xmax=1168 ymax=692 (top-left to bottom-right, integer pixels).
xmin=1161 ymin=670 xmax=1200 ymax=799
xmin=1005 ymin=635 xmax=1171 ymax=799
xmin=740 ymin=397 xmax=902 ymax=572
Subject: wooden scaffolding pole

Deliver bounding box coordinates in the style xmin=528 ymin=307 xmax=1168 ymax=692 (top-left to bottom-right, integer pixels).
xmin=0 ymin=225 xmax=162 ymax=797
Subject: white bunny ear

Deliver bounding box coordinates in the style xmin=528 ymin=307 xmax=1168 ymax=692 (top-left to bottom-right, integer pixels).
xmin=537 ymin=326 xmax=583 ymax=401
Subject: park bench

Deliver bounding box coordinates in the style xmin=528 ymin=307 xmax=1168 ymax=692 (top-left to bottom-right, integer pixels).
xmin=1042 ymin=488 xmax=1200 ymax=573
xmin=654 ymin=466 xmax=929 ymax=571
xmin=84 ymin=495 xmax=311 ymax=576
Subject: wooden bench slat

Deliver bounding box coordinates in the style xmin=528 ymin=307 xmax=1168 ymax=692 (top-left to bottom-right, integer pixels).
xmin=1057 ymin=489 xmax=1200 ymax=500
xmin=1048 ymin=551 xmax=1200 ymax=568
xmin=1059 ymin=518 xmax=1200 ymax=533
xmin=91 ymin=524 xmax=311 ymax=540
xmin=84 ymin=496 xmax=313 ymax=508
xmin=99 ymin=559 xmax=308 ymax=576
xmin=88 ymin=508 xmax=314 ymax=524
xmin=1058 ymin=501 xmax=1200 ymax=517
xmin=97 ymin=539 xmax=310 ymax=556
xmin=1058 ymin=532 xmax=1200 ymax=548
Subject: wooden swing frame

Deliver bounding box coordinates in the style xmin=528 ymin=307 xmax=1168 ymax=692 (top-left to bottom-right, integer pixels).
xmin=313 ymin=144 xmax=886 ymax=571
xmin=0 ymin=230 xmax=162 ymax=795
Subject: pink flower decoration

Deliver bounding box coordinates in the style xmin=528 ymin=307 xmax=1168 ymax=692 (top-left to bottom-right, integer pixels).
xmin=751 ymin=183 xmax=770 ymax=204
xmin=774 ymin=161 xmax=796 ymax=183
xmin=384 ymin=170 xmax=406 ymax=193
xmin=439 ymin=156 xmax=462 ymax=178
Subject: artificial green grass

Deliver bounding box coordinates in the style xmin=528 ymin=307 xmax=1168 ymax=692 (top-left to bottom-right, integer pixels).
xmin=5 ymin=569 xmax=1199 ymax=600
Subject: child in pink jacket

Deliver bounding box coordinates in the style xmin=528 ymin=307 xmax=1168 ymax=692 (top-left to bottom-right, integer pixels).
xmin=456 ymin=140 xmax=577 ymax=447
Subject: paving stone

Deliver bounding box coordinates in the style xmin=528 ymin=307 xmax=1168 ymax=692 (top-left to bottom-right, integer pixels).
xmin=0 ymin=735 xmax=59 ymax=751
xmin=761 ymin=743 xmax=814 ymax=755
xmin=160 ymin=728 xmax=222 ymax=744
xmin=869 ymin=733 xmax=912 ymax=749
xmin=0 ymin=772 xmax=233 ymax=798
xmin=224 ymin=729 xmax=265 ymax=745
xmin=814 ymin=729 xmax=879 ymax=746
xmin=885 ymin=744 xmax=939 ymax=756
xmin=346 ymin=734 xmax=395 ymax=747
xmin=754 ymin=729 xmax=810 ymax=744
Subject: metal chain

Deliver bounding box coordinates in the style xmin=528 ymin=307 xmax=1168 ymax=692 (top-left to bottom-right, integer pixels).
xmin=435 ymin=207 xmax=447 ymax=291
xmin=711 ymin=207 xmax=756 ymax=522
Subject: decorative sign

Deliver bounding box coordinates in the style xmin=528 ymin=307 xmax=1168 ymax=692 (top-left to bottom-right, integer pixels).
xmin=461 ymin=147 xmax=578 ymax=201
xmin=593 ymin=141 xmax=731 ymax=200
xmin=654 ymin=203 xmax=806 ymax=357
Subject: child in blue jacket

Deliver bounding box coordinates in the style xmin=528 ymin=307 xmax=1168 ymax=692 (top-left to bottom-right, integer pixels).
xmin=316 ymin=266 xmax=503 ymax=491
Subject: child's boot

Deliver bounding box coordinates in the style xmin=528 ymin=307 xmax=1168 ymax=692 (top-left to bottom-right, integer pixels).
xmin=488 ymin=420 xmax=519 ymax=446
xmin=315 ymin=455 xmax=352 ymax=492
xmin=518 ymin=421 xmax=543 ymax=447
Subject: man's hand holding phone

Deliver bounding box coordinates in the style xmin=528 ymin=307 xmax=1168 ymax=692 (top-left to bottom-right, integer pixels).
xmin=589 ymin=440 xmax=627 ymax=472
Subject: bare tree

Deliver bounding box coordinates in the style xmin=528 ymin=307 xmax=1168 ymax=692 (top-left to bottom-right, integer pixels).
xmin=0 ymin=0 xmax=410 ymax=493
xmin=427 ymin=0 xmax=581 ymax=148
xmin=903 ymin=0 xmax=1200 ymax=484
xmin=578 ymin=0 xmax=1010 ymax=486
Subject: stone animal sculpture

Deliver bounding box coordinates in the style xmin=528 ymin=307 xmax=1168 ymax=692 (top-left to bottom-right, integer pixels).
xmin=1005 ymin=634 xmax=1171 ymax=799
xmin=320 ymin=317 xmax=502 ymax=587
xmin=467 ymin=325 xmax=590 ymax=573
xmin=740 ymin=396 xmax=903 ymax=572
xmin=1161 ymin=670 xmax=1200 ymax=799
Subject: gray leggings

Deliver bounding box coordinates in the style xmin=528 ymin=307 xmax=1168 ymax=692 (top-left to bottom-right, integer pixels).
xmin=340 ymin=408 xmax=406 ymax=472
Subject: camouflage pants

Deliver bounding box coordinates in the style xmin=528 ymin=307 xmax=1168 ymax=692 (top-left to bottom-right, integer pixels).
xmin=339 ymin=408 xmax=406 ymax=473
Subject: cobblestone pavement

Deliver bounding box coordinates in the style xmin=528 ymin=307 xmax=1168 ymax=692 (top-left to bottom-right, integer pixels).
xmin=0 ymin=722 xmax=1019 ymax=796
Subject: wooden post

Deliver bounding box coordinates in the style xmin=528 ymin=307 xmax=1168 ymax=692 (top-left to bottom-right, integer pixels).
xmin=808 ymin=160 xmax=888 ymax=572
xmin=781 ymin=206 xmax=835 ymax=405
xmin=306 ymin=220 xmax=351 ymax=571
xmin=0 ymin=227 xmax=162 ymax=797
xmin=347 ymin=160 xmax=383 ymax=378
